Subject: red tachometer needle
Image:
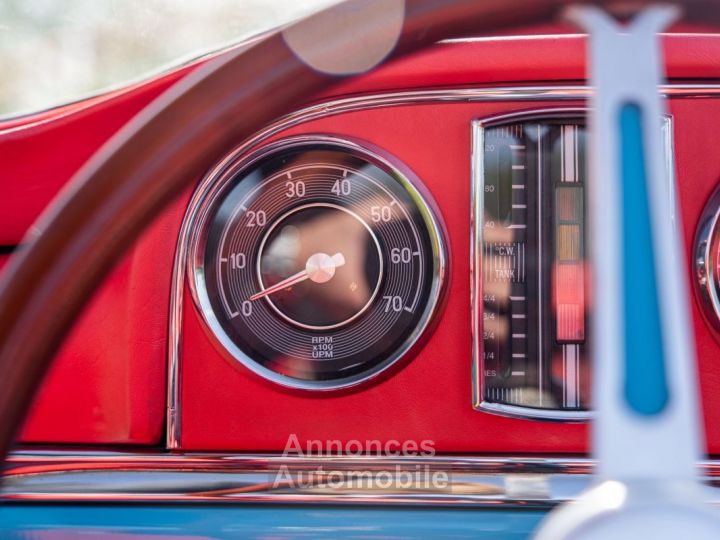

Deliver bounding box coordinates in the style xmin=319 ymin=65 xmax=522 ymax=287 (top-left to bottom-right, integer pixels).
xmin=250 ymin=252 xmax=346 ymax=301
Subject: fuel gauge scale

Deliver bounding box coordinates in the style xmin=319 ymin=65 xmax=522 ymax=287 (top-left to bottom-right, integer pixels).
xmin=473 ymin=110 xmax=591 ymax=420
xmin=473 ymin=109 xmax=675 ymax=420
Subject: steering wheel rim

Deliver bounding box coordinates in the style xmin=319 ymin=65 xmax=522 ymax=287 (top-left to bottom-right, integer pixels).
xmin=0 ymin=0 xmax=718 ymax=466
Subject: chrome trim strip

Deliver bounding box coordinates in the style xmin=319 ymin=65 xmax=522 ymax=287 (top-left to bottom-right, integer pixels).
xmin=167 ymin=84 xmax=718 ymax=448
xmin=537 ymin=121 xmax=544 ymax=408
xmin=4 ymin=450 xmax=720 ymax=505
xmin=478 ymin=401 xmax=591 ymax=422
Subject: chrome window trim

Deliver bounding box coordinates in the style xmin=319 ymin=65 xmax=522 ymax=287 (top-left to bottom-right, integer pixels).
xmin=3 ymin=450 xmax=720 ymax=506
xmin=168 ymin=84 xmax=716 ymax=449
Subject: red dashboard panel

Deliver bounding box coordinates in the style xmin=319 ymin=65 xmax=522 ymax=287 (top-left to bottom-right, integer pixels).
xmin=2 ymin=34 xmax=720 ymax=450
xmin=177 ymin=97 xmax=720 ymax=453
xmin=179 ymin=100 xmax=587 ymax=452
xmin=0 ymin=71 xmax=192 ymax=443
xmin=18 ymin=201 xmax=186 ymax=445
xmin=3 ymin=34 xmax=720 ymax=245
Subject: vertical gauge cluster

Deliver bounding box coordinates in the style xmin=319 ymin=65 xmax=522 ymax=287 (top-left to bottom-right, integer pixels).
xmin=188 ymin=137 xmax=446 ymax=390
xmin=472 ymin=109 xmax=675 ymax=420
xmin=473 ymin=111 xmax=591 ymax=419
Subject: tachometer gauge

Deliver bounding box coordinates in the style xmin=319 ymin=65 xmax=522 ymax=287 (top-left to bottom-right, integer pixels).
xmin=189 ymin=137 xmax=446 ymax=390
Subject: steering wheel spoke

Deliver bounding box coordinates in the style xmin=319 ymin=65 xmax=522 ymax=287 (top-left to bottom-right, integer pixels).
xmin=536 ymin=6 xmax=720 ymax=538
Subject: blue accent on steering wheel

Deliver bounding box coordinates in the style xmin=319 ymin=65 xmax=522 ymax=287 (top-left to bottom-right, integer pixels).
xmin=620 ymin=102 xmax=669 ymax=415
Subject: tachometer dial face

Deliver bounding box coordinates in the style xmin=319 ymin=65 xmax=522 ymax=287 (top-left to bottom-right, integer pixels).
xmin=190 ymin=138 xmax=446 ymax=390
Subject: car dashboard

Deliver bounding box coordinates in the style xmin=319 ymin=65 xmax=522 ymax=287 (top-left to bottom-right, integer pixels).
xmin=2 ymin=32 xmax=720 ymax=511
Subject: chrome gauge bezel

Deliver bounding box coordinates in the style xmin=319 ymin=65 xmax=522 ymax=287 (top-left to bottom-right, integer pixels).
xmin=694 ymin=185 xmax=720 ymax=335
xmin=187 ymin=135 xmax=447 ymax=391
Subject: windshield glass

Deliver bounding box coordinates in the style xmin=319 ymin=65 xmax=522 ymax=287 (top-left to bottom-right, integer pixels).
xmin=0 ymin=0 xmax=336 ymax=118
